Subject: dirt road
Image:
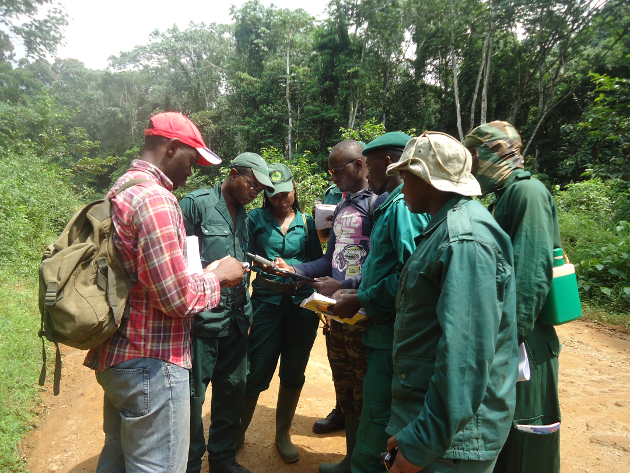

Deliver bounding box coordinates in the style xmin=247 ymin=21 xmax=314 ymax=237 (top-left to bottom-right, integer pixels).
xmin=21 ymin=321 xmax=630 ymax=472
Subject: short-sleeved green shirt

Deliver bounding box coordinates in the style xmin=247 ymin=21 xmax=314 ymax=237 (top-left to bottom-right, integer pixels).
xmin=180 ymin=183 xmax=252 ymax=337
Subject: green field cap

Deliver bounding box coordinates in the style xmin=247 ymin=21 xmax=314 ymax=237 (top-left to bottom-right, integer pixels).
xmin=265 ymin=163 xmax=294 ymax=198
xmin=231 ymin=152 xmax=274 ymax=192
xmin=362 ymin=132 xmax=411 ymax=156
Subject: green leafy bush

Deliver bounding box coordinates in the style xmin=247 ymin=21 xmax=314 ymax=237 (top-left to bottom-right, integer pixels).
xmin=0 ymin=145 xmax=83 ymax=277
xmin=557 ymin=179 xmax=630 ymax=313
xmin=0 ymin=146 xmax=82 ymax=470
xmin=575 ymin=221 xmax=630 ymax=309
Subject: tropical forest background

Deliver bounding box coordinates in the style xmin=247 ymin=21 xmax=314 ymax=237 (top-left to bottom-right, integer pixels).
xmin=1 ymin=0 xmax=630 ymax=469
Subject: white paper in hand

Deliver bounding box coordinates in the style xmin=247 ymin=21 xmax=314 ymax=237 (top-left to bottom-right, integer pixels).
xmin=314 ymin=204 xmax=336 ymax=230
xmin=186 ymin=236 xmax=203 ymax=275
xmin=518 ymin=342 xmax=530 ymax=382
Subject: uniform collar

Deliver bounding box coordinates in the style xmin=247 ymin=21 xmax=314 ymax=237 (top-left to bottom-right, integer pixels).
xmin=214 ymin=183 xmax=247 ymax=232
xmin=494 ymin=169 xmax=531 ymax=195
xmin=129 ymin=159 xmax=173 ymax=191
xmin=371 ymin=184 xmax=400 ymax=220
xmin=263 ymin=206 xmax=304 ymax=231
xmin=415 ymin=195 xmax=470 ymax=244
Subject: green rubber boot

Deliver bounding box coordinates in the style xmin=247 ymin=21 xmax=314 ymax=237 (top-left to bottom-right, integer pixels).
xmin=236 ymin=395 xmax=259 ymax=450
xmin=319 ymin=411 xmax=360 ymax=473
xmin=275 ymin=385 xmax=302 ymax=463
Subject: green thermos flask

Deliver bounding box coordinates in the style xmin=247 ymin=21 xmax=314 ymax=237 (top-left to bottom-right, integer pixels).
xmin=538 ymin=248 xmax=582 ymax=325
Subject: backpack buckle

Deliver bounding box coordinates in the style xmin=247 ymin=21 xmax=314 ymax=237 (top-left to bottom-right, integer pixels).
xmin=45 ymin=282 xmax=58 ymax=306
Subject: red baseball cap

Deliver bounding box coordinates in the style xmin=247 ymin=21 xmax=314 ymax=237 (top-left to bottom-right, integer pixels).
xmin=144 ymin=112 xmax=222 ymax=165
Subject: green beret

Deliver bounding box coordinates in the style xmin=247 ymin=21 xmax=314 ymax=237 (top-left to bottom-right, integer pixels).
xmin=362 ymin=132 xmax=412 ymax=156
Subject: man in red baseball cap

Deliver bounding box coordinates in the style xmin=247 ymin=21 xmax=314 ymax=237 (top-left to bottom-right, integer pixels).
xmin=145 ymin=111 xmax=222 ymax=166
xmin=85 ymin=112 xmax=245 ymax=473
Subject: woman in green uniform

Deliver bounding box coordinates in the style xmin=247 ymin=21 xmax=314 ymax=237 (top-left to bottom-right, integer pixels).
xmin=237 ymin=163 xmax=323 ymax=464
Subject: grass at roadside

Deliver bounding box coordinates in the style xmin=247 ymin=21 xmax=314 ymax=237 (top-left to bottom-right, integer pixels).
xmin=581 ymin=303 xmax=630 ymax=328
xmin=0 ymin=271 xmax=42 ymax=472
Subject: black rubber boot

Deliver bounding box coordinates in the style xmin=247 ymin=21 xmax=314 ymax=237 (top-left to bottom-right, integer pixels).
xmin=235 ymin=395 xmax=259 ymax=450
xmin=318 ymin=411 xmax=359 ymax=473
xmin=312 ymin=400 xmax=346 ymax=434
xmin=275 ymin=385 xmax=302 ymax=463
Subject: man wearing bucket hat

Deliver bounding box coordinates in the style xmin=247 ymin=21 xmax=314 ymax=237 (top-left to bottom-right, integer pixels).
xmin=86 ymin=112 xmax=248 ymax=472
xmin=324 ymin=132 xmax=431 ymax=473
xmin=465 ymin=121 xmax=562 ymax=473
xmin=237 ymin=163 xmax=323 ymax=463
xmin=180 ymin=152 xmax=274 ymax=473
xmin=383 ymin=131 xmax=518 ymax=473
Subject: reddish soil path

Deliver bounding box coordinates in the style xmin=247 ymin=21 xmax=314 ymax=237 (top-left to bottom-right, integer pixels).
xmin=21 ymin=321 xmax=630 ymax=472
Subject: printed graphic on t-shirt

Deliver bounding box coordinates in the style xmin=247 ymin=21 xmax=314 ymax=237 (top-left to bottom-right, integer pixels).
xmin=332 ymin=206 xmax=370 ymax=280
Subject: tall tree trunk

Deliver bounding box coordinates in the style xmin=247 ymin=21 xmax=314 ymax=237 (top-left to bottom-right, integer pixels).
xmin=285 ymin=44 xmax=292 ymax=159
xmin=469 ymin=31 xmax=490 ymax=133
xmin=450 ymin=0 xmax=464 ymax=142
xmin=349 ymin=41 xmax=365 ymax=129
xmin=480 ymin=24 xmax=494 ymax=124
xmin=523 ymin=70 xmax=561 ymax=158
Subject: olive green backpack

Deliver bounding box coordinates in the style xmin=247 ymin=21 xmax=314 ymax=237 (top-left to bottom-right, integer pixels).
xmin=38 ymin=178 xmax=149 ymax=395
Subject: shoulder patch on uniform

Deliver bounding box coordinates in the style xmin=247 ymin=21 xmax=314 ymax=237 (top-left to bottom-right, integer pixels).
xmin=447 ymin=203 xmax=473 ymax=240
xmin=187 ymin=188 xmax=211 ymax=198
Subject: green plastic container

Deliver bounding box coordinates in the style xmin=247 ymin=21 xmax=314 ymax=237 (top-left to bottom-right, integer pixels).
xmin=538 ymin=248 xmax=582 ymax=326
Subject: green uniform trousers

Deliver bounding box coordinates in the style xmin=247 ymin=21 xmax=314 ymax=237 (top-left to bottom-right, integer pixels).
xmin=328 ymin=319 xmax=368 ymax=415
xmin=494 ymin=329 xmax=561 ymax=473
xmin=351 ymin=347 xmax=393 ymax=473
xmin=422 ymin=457 xmax=498 ymax=473
xmin=246 ymin=295 xmax=319 ymax=397
xmin=187 ymin=330 xmax=248 ymax=472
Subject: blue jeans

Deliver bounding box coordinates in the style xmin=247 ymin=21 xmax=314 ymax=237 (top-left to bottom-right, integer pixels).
xmin=95 ymin=357 xmax=190 ymax=473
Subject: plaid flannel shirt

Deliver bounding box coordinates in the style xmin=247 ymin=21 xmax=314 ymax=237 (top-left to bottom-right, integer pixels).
xmin=84 ymin=160 xmax=221 ymax=371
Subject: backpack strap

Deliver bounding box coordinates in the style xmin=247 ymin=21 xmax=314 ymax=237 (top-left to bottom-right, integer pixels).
xmin=38 ymin=321 xmax=62 ymax=395
xmin=110 ymin=178 xmax=151 ymax=199
xmin=301 ymin=212 xmax=310 ymax=261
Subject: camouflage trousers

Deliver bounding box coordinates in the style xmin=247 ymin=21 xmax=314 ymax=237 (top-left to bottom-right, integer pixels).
xmin=327 ymin=319 xmax=368 ymax=416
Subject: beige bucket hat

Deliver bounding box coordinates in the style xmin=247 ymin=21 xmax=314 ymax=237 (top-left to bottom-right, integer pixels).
xmin=386 ymin=131 xmax=481 ymax=196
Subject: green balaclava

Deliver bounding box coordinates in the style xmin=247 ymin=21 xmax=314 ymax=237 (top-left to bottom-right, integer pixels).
xmin=464 ymin=120 xmax=524 ymax=196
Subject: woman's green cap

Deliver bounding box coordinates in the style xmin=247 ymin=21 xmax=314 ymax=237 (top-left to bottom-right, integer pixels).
xmin=362 ymin=132 xmax=412 ymax=156
xmin=265 ymin=163 xmax=294 ymax=198
xmin=231 ymin=152 xmax=274 ymax=192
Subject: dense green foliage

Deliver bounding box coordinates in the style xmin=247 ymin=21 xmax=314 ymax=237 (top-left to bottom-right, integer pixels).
xmin=1 ymin=0 xmax=628 ymax=192
xmin=556 ymin=179 xmax=630 ymax=313
xmin=0 ymin=146 xmax=81 ymax=471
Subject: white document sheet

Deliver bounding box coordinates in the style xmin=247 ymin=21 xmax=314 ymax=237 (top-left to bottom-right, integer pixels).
xmin=517 ymin=342 xmax=531 ymax=382
xmin=314 ymin=204 xmax=337 ymax=230
xmin=186 ymin=236 xmax=203 ymax=275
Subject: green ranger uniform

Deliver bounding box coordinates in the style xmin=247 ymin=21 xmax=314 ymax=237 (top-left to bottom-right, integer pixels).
xmin=386 ymin=196 xmax=518 ymax=470
xmin=246 ymin=205 xmax=323 ymax=397
xmin=351 ymin=184 xmax=430 ymax=473
xmin=323 ymin=184 xmax=344 ymax=205
xmin=180 ymin=183 xmax=252 ymax=472
xmin=465 ymin=121 xmax=561 ymax=473
xmin=490 ymin=170 xmax=561 ymax=473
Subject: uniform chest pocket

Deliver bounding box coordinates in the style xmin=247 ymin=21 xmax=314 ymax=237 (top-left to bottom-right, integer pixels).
xmin=199 ymin=224 xmax=231 ymax=262
xmin=396 ymin=355 xmax=435 ymax=390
